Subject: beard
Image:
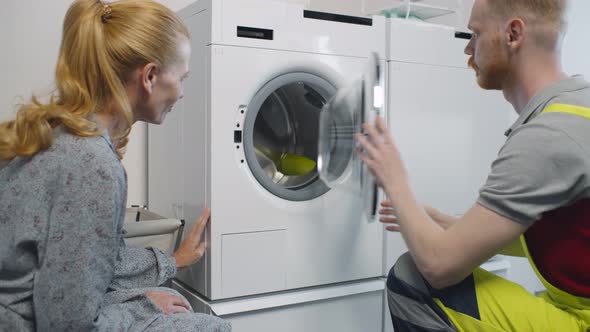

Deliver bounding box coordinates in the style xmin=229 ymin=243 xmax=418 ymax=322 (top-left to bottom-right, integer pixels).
xmin=468 ymin=45 xmax=511 ymax=90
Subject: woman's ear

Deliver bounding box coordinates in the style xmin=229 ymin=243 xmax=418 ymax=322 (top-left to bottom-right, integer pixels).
xmin=140 ymin=63 xmax=159 ymax=94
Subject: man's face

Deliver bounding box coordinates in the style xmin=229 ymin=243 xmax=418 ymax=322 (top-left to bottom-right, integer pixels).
xmin=464 ymin=0 xmax=512 ymax=90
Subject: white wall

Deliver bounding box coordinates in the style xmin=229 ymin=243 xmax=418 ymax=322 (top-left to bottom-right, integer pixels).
xmin=426 ymin=0 xmax=473 ymax=32
xmin=0 ymin=1 xmax=70 ymax=122
xmin=563 ymin=0 xmax=590 ymax=78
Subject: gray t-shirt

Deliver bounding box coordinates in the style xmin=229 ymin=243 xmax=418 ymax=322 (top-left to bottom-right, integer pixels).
xmin=478 ymin=76 xmax=590 ymax=225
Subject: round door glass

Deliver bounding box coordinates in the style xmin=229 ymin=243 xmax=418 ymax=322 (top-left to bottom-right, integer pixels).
xmin=317 ymin=80 xmax=362 ymax=188
xmin=317 ymin=52 xmax=383 ymax=219
xmin=243 ymin=73 xmax=336 ymax=201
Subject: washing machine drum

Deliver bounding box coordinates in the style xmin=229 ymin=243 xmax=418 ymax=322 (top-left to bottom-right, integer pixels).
xmin=242 ymin=72 xmax=337 ymax=201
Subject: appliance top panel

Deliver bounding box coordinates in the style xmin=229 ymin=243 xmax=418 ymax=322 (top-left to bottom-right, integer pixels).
xmin=178 ymin=0 xmax=386 ymax=59
xmin=387 ymin=18 xmax=472 ymax=68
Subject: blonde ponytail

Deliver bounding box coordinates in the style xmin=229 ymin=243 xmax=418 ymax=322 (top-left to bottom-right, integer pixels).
xmin=0 ymin=0 xmax=189 ymax=161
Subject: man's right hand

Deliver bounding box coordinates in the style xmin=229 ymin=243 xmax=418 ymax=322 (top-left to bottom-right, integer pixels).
xmin=145 ymin=291 xmax=192 ymax=315
xmin=379 ymin=201 xmax=400 ymax=232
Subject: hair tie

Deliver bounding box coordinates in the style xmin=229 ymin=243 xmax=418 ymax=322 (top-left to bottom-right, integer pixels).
xmin=101 ymin=3 xmax=112 ymax=23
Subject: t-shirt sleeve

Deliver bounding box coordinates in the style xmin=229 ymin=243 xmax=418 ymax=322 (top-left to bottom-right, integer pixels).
xmin=477 ymin=121 xmax=588 ymax=226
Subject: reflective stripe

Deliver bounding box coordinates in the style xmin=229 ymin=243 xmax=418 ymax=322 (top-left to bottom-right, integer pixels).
xmin=541 ymin=103 xmax=590 ymax=119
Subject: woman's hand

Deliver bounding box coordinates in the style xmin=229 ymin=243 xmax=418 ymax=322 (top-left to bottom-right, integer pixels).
xmin=356 ymin=116 xmax=408 ymax=195
xmin=173 ymin=207 xmax=210 ymax=269
xmin=145 ymin=291 xmax=192 ymax=314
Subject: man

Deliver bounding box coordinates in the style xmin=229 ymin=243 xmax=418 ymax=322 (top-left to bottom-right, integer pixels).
xmin=357 ymin=0 xmax=590 ymax=330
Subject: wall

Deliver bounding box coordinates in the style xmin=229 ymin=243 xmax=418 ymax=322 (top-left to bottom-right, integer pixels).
xmin=563 ymin=0 xmax=590 ymax=78
xmin=426 ymin=0 xmax=473 ymax=32
xmin=0 ymin=1 xmax=70 ymax=122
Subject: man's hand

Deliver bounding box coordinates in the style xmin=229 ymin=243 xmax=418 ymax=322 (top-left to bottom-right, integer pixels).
xmin=173 ymin=207 xmax=210 ymax=269
xmin=356 ymin=116 xmax=408 ymax=196
xmin=378 ymin=201 xmax=400 ymax=232
xmin=379 ymin=201 xmax=457 ymax=231
xmin=145 ymin=291 xmax=192 ymax=314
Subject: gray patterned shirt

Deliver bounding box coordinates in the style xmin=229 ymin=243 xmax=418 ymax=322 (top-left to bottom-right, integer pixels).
xmin=0 ymin=128 xmax=230 ymax=332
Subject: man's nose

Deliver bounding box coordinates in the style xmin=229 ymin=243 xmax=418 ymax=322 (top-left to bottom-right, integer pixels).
xmin=464 ymin=38 xmax=474 ymax=56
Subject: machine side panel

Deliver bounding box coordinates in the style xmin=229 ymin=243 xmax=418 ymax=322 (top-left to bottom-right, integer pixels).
xmin=384 ymin=61 xmax=511 ymax=269
xmin=388 ymin=18 xmax=469 ymax=68
xmin=168 ymin=9 xmax=213 ymax=298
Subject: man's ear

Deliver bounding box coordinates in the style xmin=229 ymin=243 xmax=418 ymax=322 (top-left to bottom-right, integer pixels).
xmin=506 ymin=18 xmax=525 ymax=50
xmin=140 ymin=63 xmax=159 ymax=94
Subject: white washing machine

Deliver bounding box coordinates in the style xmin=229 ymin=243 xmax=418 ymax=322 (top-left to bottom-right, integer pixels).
xmin=148 ymin=0 xmax=386 ymax=304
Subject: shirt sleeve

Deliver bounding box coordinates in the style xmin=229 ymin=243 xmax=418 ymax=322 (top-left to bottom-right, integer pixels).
xmin=33 ymin=158 xmax=128 ymax=331
xmin=109 ymin=240 xmax=177 ymax=290
xmin=478 ymin=120 xmax=588 ymax=226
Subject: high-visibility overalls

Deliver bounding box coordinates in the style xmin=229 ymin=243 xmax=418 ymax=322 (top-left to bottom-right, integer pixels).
xmin=434 ymin=104 xmax=590 ymax=331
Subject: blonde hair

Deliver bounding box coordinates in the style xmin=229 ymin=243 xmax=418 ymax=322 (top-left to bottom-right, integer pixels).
xmin=487 ymin=0 xmax=568 ymax=49
xmin=0 ymin=0 xmax=189 ymax=160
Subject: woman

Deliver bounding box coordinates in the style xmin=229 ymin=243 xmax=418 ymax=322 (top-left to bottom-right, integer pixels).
xmin=0 ymin=1 xmax=230 ymax=331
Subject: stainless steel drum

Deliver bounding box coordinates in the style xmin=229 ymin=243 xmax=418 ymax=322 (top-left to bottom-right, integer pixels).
xmin=243 ymin=73 xmax=336 ymax=201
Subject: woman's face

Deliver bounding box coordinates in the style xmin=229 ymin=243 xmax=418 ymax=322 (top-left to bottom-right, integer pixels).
xmin=132 ymin=37 xmax=191 ymax=124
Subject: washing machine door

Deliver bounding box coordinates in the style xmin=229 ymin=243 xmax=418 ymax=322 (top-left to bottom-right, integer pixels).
xmin=242 ymin=72 xmax=337 ymax=201
xmin=318 ymin=53 xmax=383 ymax=218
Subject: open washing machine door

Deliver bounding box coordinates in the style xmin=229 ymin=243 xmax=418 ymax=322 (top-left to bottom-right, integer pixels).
xmin=318 ymin=53 xmax=383 ymax=219
xmin=242 ymin=72 xmax=337 ymax=201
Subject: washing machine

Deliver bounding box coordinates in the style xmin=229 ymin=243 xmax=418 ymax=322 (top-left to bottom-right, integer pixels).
xmin=148 ymin=0 xmax=386 ymax=302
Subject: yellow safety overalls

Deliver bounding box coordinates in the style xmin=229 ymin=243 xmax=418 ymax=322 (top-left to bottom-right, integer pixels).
xmin=433 ymin=104 xmax=590 ymax=332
